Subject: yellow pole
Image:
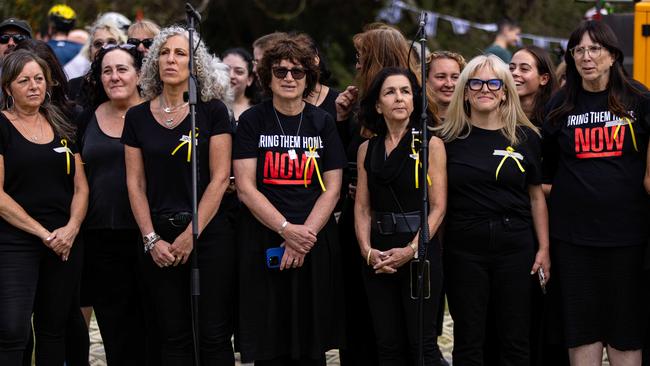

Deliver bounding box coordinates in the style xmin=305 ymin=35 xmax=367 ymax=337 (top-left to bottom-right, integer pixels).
xmin=634 ymin=0 xmax=650 ymax=87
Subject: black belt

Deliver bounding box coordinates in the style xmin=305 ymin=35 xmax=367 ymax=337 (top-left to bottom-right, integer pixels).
xmin=371 ymin=211 xmax=420 ymax=235
xmin=153 ymin=212 xmax=193 ymax=228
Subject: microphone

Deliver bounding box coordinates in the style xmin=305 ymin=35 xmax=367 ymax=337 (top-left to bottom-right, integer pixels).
xmin=419 ymin=11 xmax=427 ymax=27
xmin=185 ymin=2 xmax=202 ymax=22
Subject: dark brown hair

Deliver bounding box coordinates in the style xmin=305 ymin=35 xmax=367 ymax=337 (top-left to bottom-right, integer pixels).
xmin=513 ymin=46 xmax=558 ymax=126
xmin=257 ymin=38 xmax=319 ymax=98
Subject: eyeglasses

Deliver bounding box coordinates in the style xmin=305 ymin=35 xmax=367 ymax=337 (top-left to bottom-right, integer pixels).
xmin=127 ymin=38 xmax=154 ymax=49
xmin=272 ymin=67 xmax=306 ymax=80
xmin=467 ymin=78 xmax=504 ymax=91
xmin=0 ymin=34 xmax=27 ymax=44
xmin=102 ymin=43 xmax=136 ymax=51
xmin=92 ymin=38 xmax=118 ymax=49
xmin=570 ymin=45 xmax=602 ymax=59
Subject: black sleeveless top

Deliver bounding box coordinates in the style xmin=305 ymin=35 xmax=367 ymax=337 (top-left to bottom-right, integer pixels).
xmin=364 ymin=131 xmax=423 ymax=250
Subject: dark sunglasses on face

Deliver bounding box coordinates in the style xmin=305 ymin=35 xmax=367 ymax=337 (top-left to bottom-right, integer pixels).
xmin=272 ymin=67 xmax=306 ymax=80
xmin=127 ymin=38 xmax=154 ymax=49
xmin=0 ymin=34 xmax=27 ymax=44
xmin=92 ymin=39 xmax=118 ymax=49
xmin=467 ymin=78 xmax=504 ymax=91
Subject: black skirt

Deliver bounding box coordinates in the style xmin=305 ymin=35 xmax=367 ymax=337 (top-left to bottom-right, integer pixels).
xmin=553 ymin=239 xmax=648 ymax=350
xmin=236 ymin=207 xmax=345 ymax=362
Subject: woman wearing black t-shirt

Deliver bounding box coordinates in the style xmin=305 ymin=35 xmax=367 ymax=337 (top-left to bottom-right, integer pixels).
xmin=122 ymin=26 xmax=234 ymax=365
xmin=354 ymin=67 xmax=446 ymax=365
xmin=233 ymin=38 xmax=346 ymax=365
xmin=438 ymin=54 xmax=550 ymax=365
xmin=544 ymin=21 xmax=650 ymax=365
xmin=0 ymin=50 xmax=89 ymax=365
xmin=77 ymin=44 xmax=145 ymax=365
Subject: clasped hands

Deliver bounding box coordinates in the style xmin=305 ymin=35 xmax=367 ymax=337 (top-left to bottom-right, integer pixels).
xmin=279 ymin=223 xmax=317 ymax=271
xmin=42 ymin=224 xmax=79 ymax=261
xmin=150 ymin=230 xmax=193 ymax=268
xmin=366 ymin=245 xmax=415 ymax=274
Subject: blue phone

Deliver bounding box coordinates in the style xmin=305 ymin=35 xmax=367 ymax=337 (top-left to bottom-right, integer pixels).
xmin=266 ymin=246 xmax=285 ymax=269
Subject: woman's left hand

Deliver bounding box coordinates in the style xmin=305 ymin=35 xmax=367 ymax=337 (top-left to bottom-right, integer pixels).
xmin=373 ymin=246 xmax=414 ymax=274
xmin=530 ymin=249 xmax=551 ymax=284
xmin=169 ymin=230 xmax=193 ymax=266
xmin=47 ymin=224 xmax=80 ymax=261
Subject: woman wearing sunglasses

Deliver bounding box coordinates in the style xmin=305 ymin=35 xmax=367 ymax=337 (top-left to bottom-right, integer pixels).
xmin=437 ymin=54 xmax=549 ymax=365
xmin=127 ymin=20 xmax=160 ymax=57
xmin=122 ymin=26 xmax=234 ymax=365
xmin=233 ymin=37 xmax=346 ymax=365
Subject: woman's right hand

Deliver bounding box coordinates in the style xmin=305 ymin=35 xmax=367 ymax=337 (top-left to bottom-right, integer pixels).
xmin=150 ymin=240 xmax=176 ymax=268
xmin=280 ymin=245 xmax=306 ymax=270
xmin=281 ymin=223 xmax=317 ymax=254
xmin=335 ymin=86 xmax=359 ymax=122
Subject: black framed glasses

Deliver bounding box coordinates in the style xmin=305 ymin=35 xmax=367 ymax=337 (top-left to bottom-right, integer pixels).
xmin=467 ymin=78 xmax=504 ymax=91
xmin=0 ymin=34 xmax=27 ymax=44
xmin=127 ymin=38 xmax=154 ymax=49
xmin=272 ymin=67 xmax=306 ymax=80
xmin=92 ymin=38 xmax=118 ymax=49
xmin=569 ymin=45 xmax=602 ymax=59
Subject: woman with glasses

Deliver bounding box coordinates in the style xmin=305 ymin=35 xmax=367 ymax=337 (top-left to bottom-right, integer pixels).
xmin=127 ymin=20 xmax=160 ymax=57
xmin=0 ymin=49 xmax=89 ymax=366
xmin=122 ymin=26 xmax=234 ymax=365
xmin=233 ymin=38 xmax=346 ymax=365
xmin=438 ymin=54 xmax=549 ymax=365
xmin=75 ymin=43 xmax=146 ymax=365
xmin=544 ymin=21 xmax=650 ymax=366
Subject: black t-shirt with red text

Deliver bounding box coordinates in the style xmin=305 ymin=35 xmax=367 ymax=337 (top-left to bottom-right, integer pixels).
xmin=233 ymin=100 xmax=346 ymax=223
xmin=542 ymin=86 xmax=650 ymax=247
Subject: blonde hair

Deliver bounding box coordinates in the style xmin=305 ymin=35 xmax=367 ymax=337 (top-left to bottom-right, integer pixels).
xmin=128 ymin=20 xmax=161 ymax=38
xmin=437 ymin=54 xmax=538 ymax=145
xmin=84 ymin=21 xmax=127 ymax=59
xmin=428 ymin=50 xmax=466 ymax=71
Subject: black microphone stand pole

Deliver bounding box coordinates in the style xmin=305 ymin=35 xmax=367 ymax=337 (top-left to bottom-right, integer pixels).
xmin=413 ymin=11 xmax=430 ymax=366
xmin=185 ymin=3 xmax=201 ymax=366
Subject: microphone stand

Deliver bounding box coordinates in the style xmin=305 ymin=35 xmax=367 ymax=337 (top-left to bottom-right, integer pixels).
xmin=185 ymin=3 xmax=201 ymax=366
xmin=412 ymin=11 xmax=430 ymax=366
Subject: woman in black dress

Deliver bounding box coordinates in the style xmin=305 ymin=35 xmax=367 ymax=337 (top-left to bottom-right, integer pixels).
xmin=354 ymin=67 xmax=446 ymax=365
xmin=438 ymin=54 xmax=550 ymax=366
xmin=122 ymin=25 xmax=234 ymax=365
xmin=543 ymin=20 xmax=650 ymax=366
xmin=233 ymin=37 xmax=346 ymax=365
xmin=0 ymin=50 xmax=88 ymax=366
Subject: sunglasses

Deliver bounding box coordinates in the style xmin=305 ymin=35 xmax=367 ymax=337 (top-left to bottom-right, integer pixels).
xmin=467 ymin=78 xmax=504 ymax=91
xmin=102 ymin=43 xmax=136 ymax=51
xmin=0 ymin=34 xmax=27 ymax=44
xmin=272 ymin=67 xmax=306 ymax=80
xmin=127 ymin=38 xmax=154 ymax=49
xmin=92 ymin=38 xmax=118 ymax=49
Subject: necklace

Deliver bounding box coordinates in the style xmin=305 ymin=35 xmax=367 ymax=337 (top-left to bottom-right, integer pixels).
xmin=273 ymin=105 xmax=303 ymax=136
xmin=158 ymin=96 xmax=188 ymax=127
xmin=15 ymin=113 xmax=44 ymax=141
xmin=160 ymin=95 xmax=188 ymax=113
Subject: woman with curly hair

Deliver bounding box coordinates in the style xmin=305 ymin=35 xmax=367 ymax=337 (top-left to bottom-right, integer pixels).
xmin=121 ymin=25 xmax=235 ymax=365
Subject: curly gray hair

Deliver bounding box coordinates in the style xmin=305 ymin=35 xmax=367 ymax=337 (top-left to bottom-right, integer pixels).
xmin=139 ymin=25 xmax=232 ymax=106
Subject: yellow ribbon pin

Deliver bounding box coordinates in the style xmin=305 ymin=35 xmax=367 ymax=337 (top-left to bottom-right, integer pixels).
xmin=304 ymin=145 xmax=326 ymax=191
xmin=171 ymin=128 xmax=199 ymax=162
xmin=613 ymin=117 xmax=638 ymax=152
xmin=410 ymin=136 xmax=432 ymax=189
xmin=495 ymin=146 xmax=525 ymax=180
xmin=61 ymin=139 xmax=71 ymax=175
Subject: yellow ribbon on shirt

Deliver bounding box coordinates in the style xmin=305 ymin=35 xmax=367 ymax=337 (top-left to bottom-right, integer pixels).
xmin=304 ymin=145 xmax=326 ymax=191
xmin=410 ymin=135 xmax=432 ymax=189
xmin=61 ymin=139 xmax=71 ymax=175
xmin=171 ymin=128 xmax=199 ymax=162
xmin=495 ymin=146 xmax=525 ymax=180
xmin=613 ymin=117 xmax=638 ymax=152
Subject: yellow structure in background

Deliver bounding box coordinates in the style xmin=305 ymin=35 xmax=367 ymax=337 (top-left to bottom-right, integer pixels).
xmin=634 ymin=0 xmax=650 ymax=87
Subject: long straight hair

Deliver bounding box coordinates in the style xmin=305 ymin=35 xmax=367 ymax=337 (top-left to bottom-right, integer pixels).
xmin=437 ymin=54 xmax=538 ymax=145
xmin=513 ymin=46 xmax=558 ymax=126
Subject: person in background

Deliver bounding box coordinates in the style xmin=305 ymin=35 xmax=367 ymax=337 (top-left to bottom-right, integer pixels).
xmin=46 ymin=4 xmax=82 ymax=66
xmin=67 ymin=29 xmax=89 ymax=46
xmin=0 ymin=18 xmax=32 ymax=66
xmin=0 ymin=49 xmax=88 ymax=366
xmin=509 ymin=45 xmax=557 ymax=126
xmin=484 ymin=17 xmax=521 ymax=63
xmin=127 ymin=20 xmax=161 ymax=57
xmin=555 ymin=61 xmax=567 ymax=88
xmin=252 ymin=31 xmax=287 ymax=76
xmin=222 ymin=47 xmax=260 ymax=123
xmin=428 ymin=50 xmax=465 ymax=122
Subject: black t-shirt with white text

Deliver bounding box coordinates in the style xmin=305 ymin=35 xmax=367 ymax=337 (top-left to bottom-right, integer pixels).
xmin=542 ymin=86 xmax=650 ymax=247
xmin=445 ymin=126 xmax=542 ymax=224
xmin=121 ymin=99 xmax=232 ymax=232
xmin=0 ymin=113 xmax=77 ymax=242
xmin=233 ymin=100 xmax=346 ymax=223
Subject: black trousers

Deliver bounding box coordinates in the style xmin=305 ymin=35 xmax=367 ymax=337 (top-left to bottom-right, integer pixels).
xmin=141 ymin=219 xmax=236 ymax=366
xmin=362 ymin=239 xmax=443 ymax=366
xmin=255 ymin=355 xmax=326 ymax=366
xmin=445 ymin=216 xmax=534 ymax=366
xmin=84 ymin=228 xmax=146 ymax=365
xmin=0 ymin=237 xmax=83 ymax=366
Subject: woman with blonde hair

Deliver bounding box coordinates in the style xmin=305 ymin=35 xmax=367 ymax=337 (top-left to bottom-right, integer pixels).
xmin=427 ymin=50 xmax=465 ymax=122
xmin=440 ymin=54 xmax=550 ymax=365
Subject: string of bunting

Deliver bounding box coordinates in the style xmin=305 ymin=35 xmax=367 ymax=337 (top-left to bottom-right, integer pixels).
xmin=377 ymin=0 xmax=569 ymax=50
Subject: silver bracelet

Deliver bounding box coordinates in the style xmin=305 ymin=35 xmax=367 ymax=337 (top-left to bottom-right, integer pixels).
xmin=143 ymin=232 xmax=161 ymax=253
xmin=278 ymin=220 xmax=289 ymax=235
